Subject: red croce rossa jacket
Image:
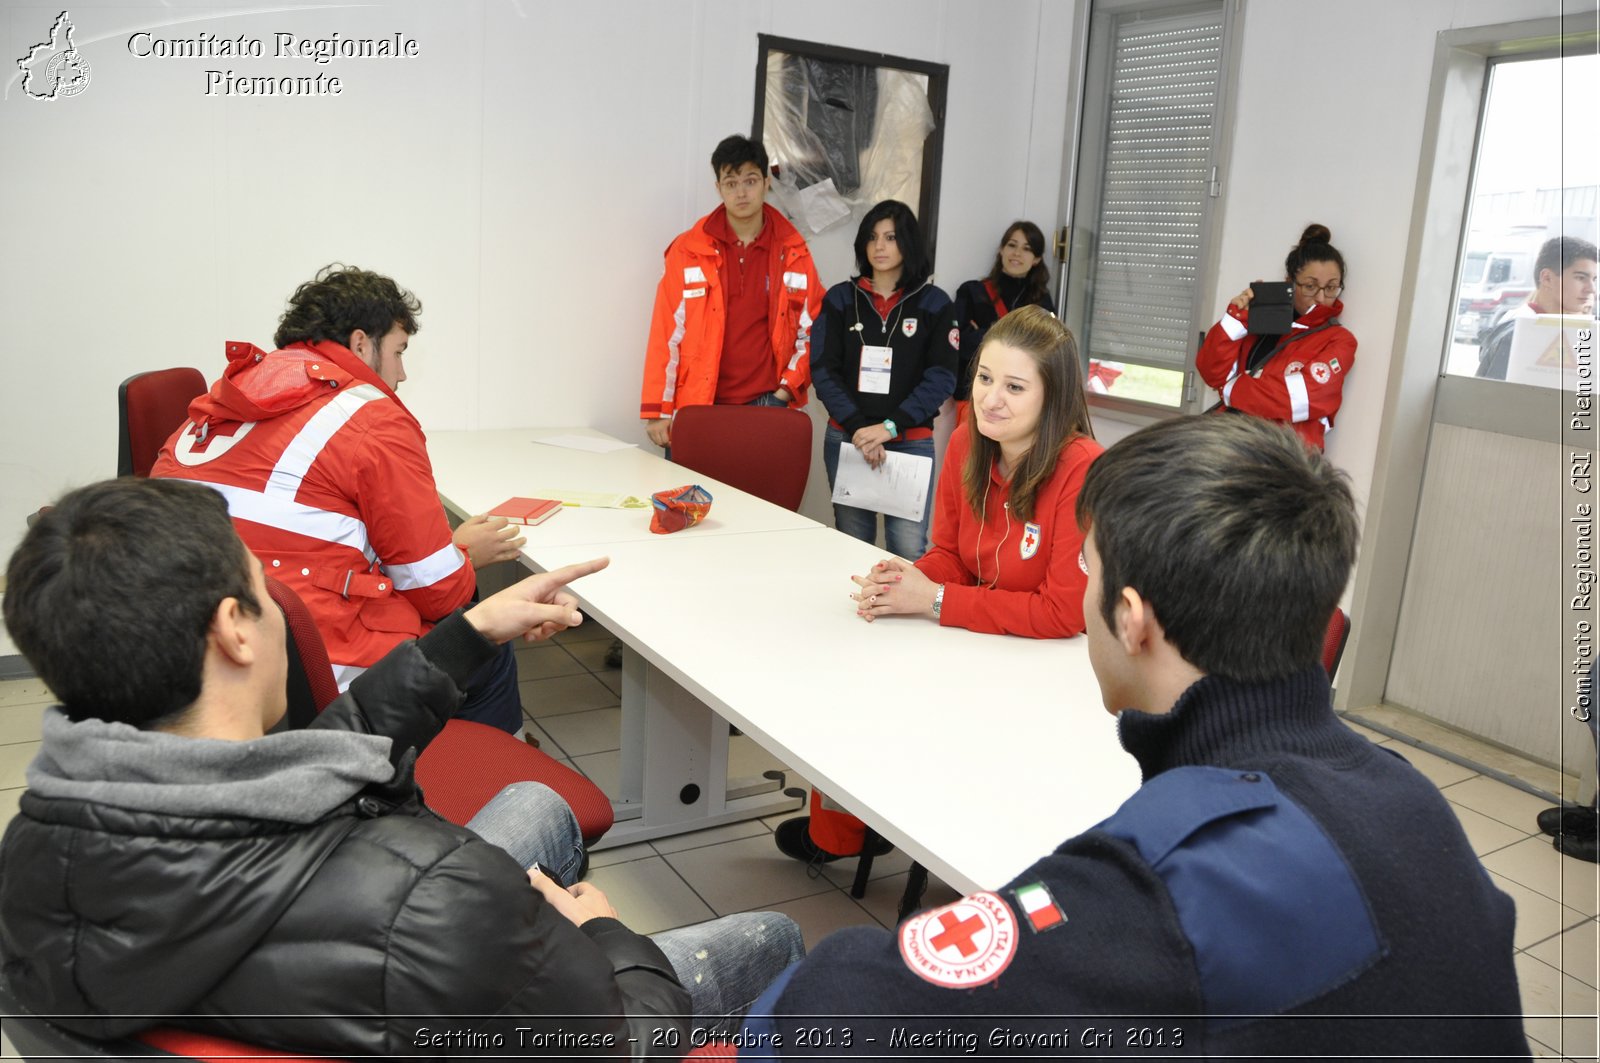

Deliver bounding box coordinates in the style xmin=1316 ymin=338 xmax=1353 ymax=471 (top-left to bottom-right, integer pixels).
xmin=916 ymin=422 xmax=1103 ymax=638
xmin=1195 ymin=299 xmax=1356 ymax=450
xmin=639 ymin=204 xmax=821 ymax=421
xmin=151 ymin=339 xmax=473 ymax=686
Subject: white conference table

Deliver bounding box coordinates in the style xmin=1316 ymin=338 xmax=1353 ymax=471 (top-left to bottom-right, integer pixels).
xmin=427 ymin=427 xmax=1140 ymax=894
xmin=429 ymin=427 xmax=826 ymax=847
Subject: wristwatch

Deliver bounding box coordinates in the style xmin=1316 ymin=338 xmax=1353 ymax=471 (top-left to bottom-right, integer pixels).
xmin=932 ymin=584 xmax=945 ymax=618
xmin=882 ymin=418 xmax=898 ymax=438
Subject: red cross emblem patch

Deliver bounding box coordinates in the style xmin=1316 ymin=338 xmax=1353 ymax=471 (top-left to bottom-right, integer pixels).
xmin=898 ymin=891 xmax=1018 ymax=989
xmin=1310 ymin=361 xmax=1331 ymax=384
xmin=902 ymin=318 xmax=918 ymax=338
xmin=1020 ymin=521 xmax=1041 ymax=560
xmin=172 ymin=419 xmax=258 ymax=466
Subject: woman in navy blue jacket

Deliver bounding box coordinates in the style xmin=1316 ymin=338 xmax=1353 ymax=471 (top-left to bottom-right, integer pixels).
xmin=951 ymin=220 xmax=1056 ymax=408
xmin=811 ymin=200 xmax=959 ymax=559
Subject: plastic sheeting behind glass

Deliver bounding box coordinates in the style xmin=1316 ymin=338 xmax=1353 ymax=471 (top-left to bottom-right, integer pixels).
xmin=762 ymin=50 xmax=934 ymax=235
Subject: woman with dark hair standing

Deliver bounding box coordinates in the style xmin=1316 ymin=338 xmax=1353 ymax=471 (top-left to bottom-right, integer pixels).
xmin=811 ymin=200 xmax=960 ymax=558
xmin=1196 ymin=223 xmax=1357 ymax=450
xmin=951 ymin=221 xmax=1056 ymax=409
xmin=778 ymin=306 xmax=1102 ymax=864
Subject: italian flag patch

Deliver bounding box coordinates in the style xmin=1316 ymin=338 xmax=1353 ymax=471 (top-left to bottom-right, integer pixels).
xmin=1013 ymin=881 xmax=1065 ymax=933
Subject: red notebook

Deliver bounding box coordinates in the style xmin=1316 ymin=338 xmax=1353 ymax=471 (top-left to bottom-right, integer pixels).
xmin=489 ymin=497 xmax=562 ymax=526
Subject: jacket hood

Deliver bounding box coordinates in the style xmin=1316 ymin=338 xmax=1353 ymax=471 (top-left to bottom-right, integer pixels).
xmin=185 ymin=340 xmax=397 ymax=438
xmin=0 ymin=711 xmax=399 ymax=1031
xmin=27 ymin=707 xmax=396 ymax=823
xmin=1296 ymin=299 xmax=1344 ymax=328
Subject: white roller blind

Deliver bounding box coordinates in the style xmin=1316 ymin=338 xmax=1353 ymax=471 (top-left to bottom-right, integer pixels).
xmin=1085 ymin=6 xmax=1224 ymax=371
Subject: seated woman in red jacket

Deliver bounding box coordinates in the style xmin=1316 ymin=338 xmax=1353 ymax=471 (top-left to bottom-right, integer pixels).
xmin=773 ymin=306 xmax=1102 ymax=864
xmin=1195 ymin=223 xmax=1357 ymax=451
xmin=851 ymin=303 xmax=1102 ymax=636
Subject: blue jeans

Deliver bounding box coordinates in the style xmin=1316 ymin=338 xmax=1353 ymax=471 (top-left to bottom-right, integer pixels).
xmin=456 ymin=641 xmax=523 ymax=735
xmin=463 ymin=782 xmax=587 ymax=885
xmin=653 ymin=913 xmax=806 ymax=1038
xmin=823 ymin=424 xmax=934 ymax=559
xmin=467 ymin=785 xmax=805 ymax=1037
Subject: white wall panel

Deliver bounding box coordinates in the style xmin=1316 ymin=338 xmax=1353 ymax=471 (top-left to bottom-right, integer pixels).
xmin=0 ymin=0 xmax=1076 ymax=543
xmin=1388 ymin=424 xmax=1589 ymax=774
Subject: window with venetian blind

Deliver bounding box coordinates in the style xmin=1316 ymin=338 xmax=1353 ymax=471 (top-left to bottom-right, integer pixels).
xmin=1067 ymin=1 xmax=1229 ymax=409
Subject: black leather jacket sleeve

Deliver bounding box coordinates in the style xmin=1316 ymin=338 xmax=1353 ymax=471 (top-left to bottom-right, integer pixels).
xmin=379 ymin=838 xmax=691 ymax=1057
xmin=308 ymin=611 xmax=493 ymax=766
xmin=580 ymin=917 xmax=694 ymax=1054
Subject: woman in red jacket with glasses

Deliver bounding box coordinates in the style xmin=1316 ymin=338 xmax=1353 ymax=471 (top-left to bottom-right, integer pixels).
xmin=1196 ymin=223 xmax=1357 ymax=451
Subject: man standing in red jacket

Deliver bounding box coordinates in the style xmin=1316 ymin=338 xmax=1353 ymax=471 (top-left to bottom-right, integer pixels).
xmin=639 ymin=134 xmax=822 ymax=450
xmin=151 ymin=265 xmax=527 ymax=732
xmin=625 ymin=136 xmax=825 ymax=667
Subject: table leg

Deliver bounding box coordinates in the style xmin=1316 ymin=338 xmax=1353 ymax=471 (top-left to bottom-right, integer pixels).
xmin=850 ymin=830 xmax=883 ymax=899
xmin=897 ymin=862 xmax=930 ymax=923
xmin=594 ymin=644 xmax=800 ymax=849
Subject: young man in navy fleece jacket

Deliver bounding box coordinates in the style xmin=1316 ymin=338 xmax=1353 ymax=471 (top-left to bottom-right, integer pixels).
xmin=742 ymin=414 xmax=1528 ymax=1060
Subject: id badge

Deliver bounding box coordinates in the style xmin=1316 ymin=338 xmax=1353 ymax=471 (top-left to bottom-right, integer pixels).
xmin=858 ymin=344 xmax=893 ymax=394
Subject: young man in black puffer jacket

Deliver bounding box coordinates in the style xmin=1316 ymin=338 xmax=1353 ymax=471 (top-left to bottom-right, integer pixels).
xmin=0 ymin=477 xmax=800 ymax=1058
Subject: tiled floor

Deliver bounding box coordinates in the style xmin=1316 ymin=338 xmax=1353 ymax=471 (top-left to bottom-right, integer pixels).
xmin=507 ymin=620 xmax=962 ymax=944
xmin=1 ymin=628 xmax=1597 ymax=1058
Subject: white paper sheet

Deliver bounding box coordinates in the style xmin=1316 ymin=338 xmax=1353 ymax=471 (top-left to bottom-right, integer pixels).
xmin=1506 ymin=313 xmax=1596 ymax=390
xmin=830 ymin=445 xmax=931 ymax=523
xmin=528 ymin=489 xmax=650 ymax=509
xmin=531 ymin=434 xmax=637 ymax=454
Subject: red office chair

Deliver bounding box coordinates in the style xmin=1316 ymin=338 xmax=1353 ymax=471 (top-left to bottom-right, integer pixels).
xmin=0 ymin=967 xmax=333 ymax=1062
xmin=265 ymin=576 xmax=341 ymax=731
xmin=264 ymin=575 xmax=614 ymax=843
xmin=5 ymin=981 xmax=726 ymax=1063
xmin=670 ymin=404 xmax=813 ymax=511
xmin=22 ymin=367 xmax=207 ymax=530
xmin=118 ymin=367 xmax=207 ymax=477
xmin=1322 ymin=607 xmax=1351 ymax=680
xmin=4 ymin=970 xmax=729 ymax=1061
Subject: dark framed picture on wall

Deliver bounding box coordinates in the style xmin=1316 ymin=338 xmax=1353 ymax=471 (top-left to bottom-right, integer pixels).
xmin=752 ymin=34 xmax=949 ymax=257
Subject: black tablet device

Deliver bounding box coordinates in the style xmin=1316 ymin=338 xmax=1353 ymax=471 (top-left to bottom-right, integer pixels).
xmin=1247 ymin=281 xmax=1295 ymax=335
